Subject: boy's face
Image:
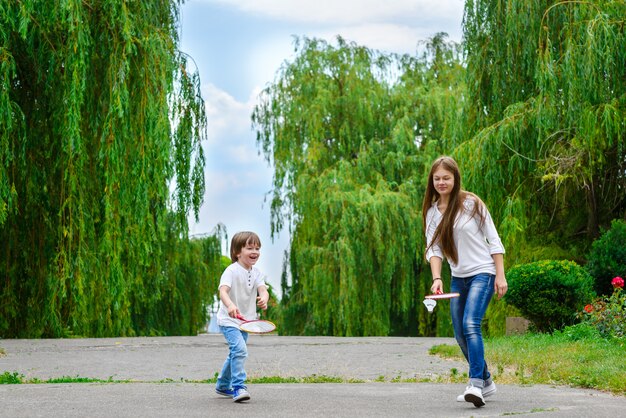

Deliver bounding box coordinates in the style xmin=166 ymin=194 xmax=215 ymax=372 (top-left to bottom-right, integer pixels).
xmin=237 ymin=240 xmax=260 ymax=270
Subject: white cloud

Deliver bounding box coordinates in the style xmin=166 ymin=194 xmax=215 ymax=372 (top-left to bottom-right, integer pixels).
xmin=203 ymin=83 xmax=252 ymax=144
xmin=192 ymin=83 xmax=284 ymax=291
xmin=208 ymin=0 xmax=464 ymax=25
xmin=201 ymin=84 xmax=270 ymax=181
xmin=312 ymin=23 xmax=440 ymax=55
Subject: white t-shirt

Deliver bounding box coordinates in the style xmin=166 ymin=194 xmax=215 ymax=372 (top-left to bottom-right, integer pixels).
xmin=425 ymin=197 xmax=505 ymax=278
xmin=217 ymin=262 xmax=267 ymax=328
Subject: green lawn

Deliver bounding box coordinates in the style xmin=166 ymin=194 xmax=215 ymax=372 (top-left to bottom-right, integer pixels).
xmin=431 ymin=330 xmax=626 ymax=395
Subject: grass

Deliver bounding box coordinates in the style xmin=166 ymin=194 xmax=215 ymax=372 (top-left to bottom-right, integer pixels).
xmin=206 ymin=372 xmax=362 ymax=384
xmin=430 ymin=330 xmax=626 ymax=395
xmin=250 ymin=375 xmax=360 ymax=384
xmin=0 ymin=372 xmax=360 ymax=385
xmin=0 ymin=371 xmax=22 ymax=384
xmin=0 ymin=373 xmax=130 ymax=384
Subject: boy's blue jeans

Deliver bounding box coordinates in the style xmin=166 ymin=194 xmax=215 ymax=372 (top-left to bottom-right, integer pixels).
xmin=216 ymin=326 xmax=248 ymax=390
xmin=450 ymin=273 xmax=495 ymax=389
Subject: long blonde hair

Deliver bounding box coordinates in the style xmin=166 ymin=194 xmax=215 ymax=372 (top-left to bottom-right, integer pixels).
xmin=421 ymin=156 xmax=485 ymax=264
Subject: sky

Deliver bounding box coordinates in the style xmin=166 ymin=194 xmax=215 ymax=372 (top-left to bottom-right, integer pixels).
xmin=180 ymin=0 xmax=466 ymax=296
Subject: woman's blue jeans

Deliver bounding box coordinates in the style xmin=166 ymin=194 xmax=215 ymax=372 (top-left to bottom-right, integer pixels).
xmin=450 ymin=273 xmax=494 ymax=388
xmin=216 ymin=326 xmax=248 ymax=390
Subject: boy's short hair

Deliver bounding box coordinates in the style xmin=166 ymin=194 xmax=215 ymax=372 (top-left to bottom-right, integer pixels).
xmin=230 ymin=231 xmax=262 ymax=263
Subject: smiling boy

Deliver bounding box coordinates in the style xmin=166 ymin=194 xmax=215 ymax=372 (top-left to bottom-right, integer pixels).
xmin=215 ymin=231 xmax=270 ymax=402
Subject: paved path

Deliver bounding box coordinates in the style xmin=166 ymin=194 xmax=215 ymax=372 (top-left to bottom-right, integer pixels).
xmin=1 ymin=335 xmax=624 ymax=417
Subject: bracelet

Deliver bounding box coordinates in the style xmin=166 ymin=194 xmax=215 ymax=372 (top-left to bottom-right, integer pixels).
xmin=432 ymin=277 xmax=442 ymax=282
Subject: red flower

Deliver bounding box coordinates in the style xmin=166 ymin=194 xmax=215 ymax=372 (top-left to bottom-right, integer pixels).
xmin=612 ymin=276 xmax=624 ymax=289
xmin=584 ymin=304 xmax=594 ymax=313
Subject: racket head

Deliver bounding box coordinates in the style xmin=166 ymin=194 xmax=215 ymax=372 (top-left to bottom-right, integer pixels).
xmin=425 ymin=292 xmax=460 ymax=300
xmin=239 ymin=319 xmax=276 ymax=334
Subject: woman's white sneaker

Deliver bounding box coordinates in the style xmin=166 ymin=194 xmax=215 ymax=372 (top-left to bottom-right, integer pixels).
xmin=482 ymin=381 xmax=497 ymax=398
xmin=463 ymin=385 xmax=485 ymax=407
xmin=456 ymin=382 xmax=496 ymax=402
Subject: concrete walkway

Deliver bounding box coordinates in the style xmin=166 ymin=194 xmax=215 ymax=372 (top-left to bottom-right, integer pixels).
xmin=1 ymin=335 xmax=624 ymax=417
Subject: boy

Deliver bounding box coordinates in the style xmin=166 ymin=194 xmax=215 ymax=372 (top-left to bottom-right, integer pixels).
xmin=215 ymin=231 xmax=269 ymax=402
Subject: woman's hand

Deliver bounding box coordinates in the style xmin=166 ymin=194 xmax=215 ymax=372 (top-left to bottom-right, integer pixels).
xmin=495 ymin=274 xmax=508 ymax=299
xmin=492 ymin=253 xmax=507 ymax=299
xmin=430 ymin=278 xmax=443 ymax=295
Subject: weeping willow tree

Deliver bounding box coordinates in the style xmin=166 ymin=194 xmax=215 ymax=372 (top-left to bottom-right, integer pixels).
xmin=253 ymin=35 xmax=466 ymax=336
xmin=0 ymin=1 xmax=217 ymax=337
xmin=458 ymin=0 xmax=626 ymax=264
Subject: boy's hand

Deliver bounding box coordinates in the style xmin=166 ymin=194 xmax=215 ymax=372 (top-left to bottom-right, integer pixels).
xmin=256 ymin=295 xmax=268 ymax=310
xmin=227 ymin=304 xmax=240 ymax=318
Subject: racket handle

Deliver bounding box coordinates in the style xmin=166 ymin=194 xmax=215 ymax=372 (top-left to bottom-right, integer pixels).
xmin=236 ymin=314 xmax=245 ymax=321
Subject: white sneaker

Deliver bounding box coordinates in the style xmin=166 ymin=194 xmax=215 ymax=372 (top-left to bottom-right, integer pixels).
xmin=233 ymin=387 xmax=250 ymax=402
xmin=482 ymin=381 xmax=497 ymax=398
xmin=464 ymin=385 xmax=485 ymax=407
xmin=456 ymin=382 xmax=496 ymax=402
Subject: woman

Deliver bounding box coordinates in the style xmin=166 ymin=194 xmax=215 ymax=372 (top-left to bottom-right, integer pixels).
xmin=422 ymin=156 xmax=508 ymax=408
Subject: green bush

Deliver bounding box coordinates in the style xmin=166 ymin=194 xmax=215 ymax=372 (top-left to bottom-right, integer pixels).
xmin=505 ymin=260 xmax=596 ymax=332
xmin=586 ymin=219 xmax=626 ymax=296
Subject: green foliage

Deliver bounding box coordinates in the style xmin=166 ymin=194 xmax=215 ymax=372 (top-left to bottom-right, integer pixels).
xmin=0 ymin=1 xmax=214 ymax=337
xmin=506 ymin=260 xmax=596 ymax=332
xmin=483 ymin=298 xmax=516 ymax=337
xmin=579 ymin=287 xmax=626 ymax=339
xmin=454 ymin=0 xmax=626 ymax=338
xmin=151 ymin=229 xmax=225 ymax=336
xmin=254 ymin=3 xmax=626 ymax=337
xmin=459 ymin=0 xmax=626 ymax=264
xmin=586 ymin=219 xmax=626 ymax=295
xmin=253 ymin=35 xmax=465 ymax=336
xmin=262 ymin=281 xmax=281 ymax=328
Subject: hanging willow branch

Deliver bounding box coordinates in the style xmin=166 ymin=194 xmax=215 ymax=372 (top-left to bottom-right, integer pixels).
xmin=459 ymin=0 xmax=626 ymax=261
xmin=0 ymin=0 xmax=214 ymax=338
xmin=252 ymin=35 xmax=465 ymax=336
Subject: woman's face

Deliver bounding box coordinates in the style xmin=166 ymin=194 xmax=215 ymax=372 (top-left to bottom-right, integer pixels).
xmin=432 ymin=166 xmax=455 ymax=198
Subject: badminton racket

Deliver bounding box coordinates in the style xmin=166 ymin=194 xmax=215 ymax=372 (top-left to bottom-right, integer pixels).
xmin=236 ymin=314 xmax=276 ymax=334
xmin=424 ymin=292 xmax=460 ymax=300
xmin=423 ymin=291 xmax=460 ymax=313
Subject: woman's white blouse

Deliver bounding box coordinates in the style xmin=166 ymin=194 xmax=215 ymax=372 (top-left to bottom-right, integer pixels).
xmin=425 ymin=198 xmax=505 ymax=278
